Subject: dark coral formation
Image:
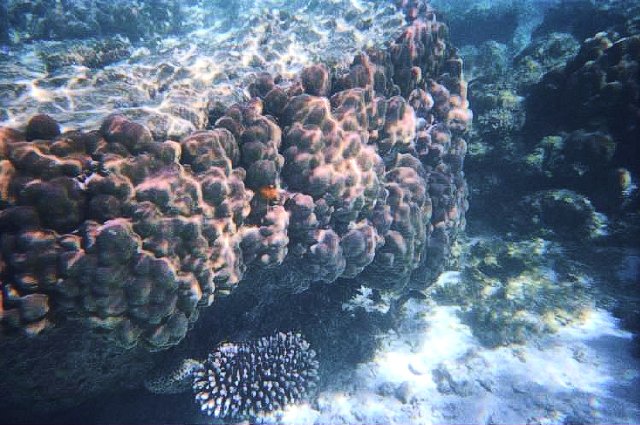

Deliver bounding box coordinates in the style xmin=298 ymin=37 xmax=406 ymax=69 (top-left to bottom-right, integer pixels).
xmin=39 ymin=36 xmax=132 ymax=72
xmin=0 ymin=0 xmax=469 ymax=415
xmin=460 ymin=4 xmax=639 ymax=240
xmin=193 ymin=332 xmax=319 ymax=419
xmin=513 ymin=189 xmax=607 ymax=240
xmin=6 ymin=0 xmax=184 ymax=42
xmin=526 ymin=32 xmax=640 ymax=206
xmin=25 ymin=113 xmax=61 ymax=141
xmin=511 ymin=32 xmax=580 ymax=90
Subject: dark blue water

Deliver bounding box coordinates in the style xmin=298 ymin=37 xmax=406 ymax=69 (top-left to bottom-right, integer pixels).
xmin=0 ymin=0 xmax=638 ymax=423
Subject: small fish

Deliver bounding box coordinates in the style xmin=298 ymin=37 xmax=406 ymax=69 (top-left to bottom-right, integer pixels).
xmin=257 ymin=185 xmax=281 ymax=204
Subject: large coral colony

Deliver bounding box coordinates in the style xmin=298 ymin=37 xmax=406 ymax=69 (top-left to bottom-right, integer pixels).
xmin=0 ymin=0 xmax=470 ymax=418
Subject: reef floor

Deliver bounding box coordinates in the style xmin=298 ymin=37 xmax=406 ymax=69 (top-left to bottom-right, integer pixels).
xmin=44 ymin=242 xmax=640 ymax=425
xmin=279 ymin=288 xmax=640 ymax=424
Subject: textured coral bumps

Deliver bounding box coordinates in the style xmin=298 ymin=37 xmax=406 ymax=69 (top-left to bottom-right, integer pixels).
xmin=0 ymin=1 xmax=470 ymax=356
xmin=0 ymin=113 xmax=251 ymax=349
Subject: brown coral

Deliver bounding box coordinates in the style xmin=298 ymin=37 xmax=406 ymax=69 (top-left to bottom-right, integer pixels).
xmin=0 ymin=0 xmax=469 ymax=354
xmin=1 ymin=114 xmax=252 ymax=349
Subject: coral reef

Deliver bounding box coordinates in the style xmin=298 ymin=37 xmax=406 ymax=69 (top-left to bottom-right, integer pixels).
xmin=460 ymin=5 xmax=639 ymax=240
xmin=6 ymin=0 xmax=184 ymax=42
xmin=0 ymin=0 xmax=408 ymax=140
xmin=0 ymin=0 xmax=470 ymax=415
xmin=39 ymin=36 xmax=132 ymax=73
xmin=3 ymin=1 xmax=637 ymax=423
xmin=513 ymin=190 xmax=607 ymax=241
xmin=438 ymin=0 xmax=640 ymax=367
xmin=511 ymin=32 xmax=580 ymax=90
xmin=0 ymin=113 xmax=250 ymax=348
xmin=214 ymin=3 xmax=470 ymax=292
xmin=526 ymin=32 xmax=640 ymax=195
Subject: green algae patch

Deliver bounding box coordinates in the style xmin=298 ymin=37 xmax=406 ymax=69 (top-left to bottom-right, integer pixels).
xmin=432 ymin=237 xmax=593 ymax=347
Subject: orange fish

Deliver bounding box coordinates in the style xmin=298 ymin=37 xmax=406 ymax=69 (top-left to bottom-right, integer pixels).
xmin=257 ymin=185 xmax=281 ymax=204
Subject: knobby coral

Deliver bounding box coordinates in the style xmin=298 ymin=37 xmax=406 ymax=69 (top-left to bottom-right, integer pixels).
xmin=0 ymin=1 xmax=470 ymax=351
xmin=0 ymin=0 xmax=470 ymax=414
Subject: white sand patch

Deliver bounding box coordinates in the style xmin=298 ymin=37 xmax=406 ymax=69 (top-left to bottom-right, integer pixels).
xmin=266 ymin=271 xmax=640 ymax=424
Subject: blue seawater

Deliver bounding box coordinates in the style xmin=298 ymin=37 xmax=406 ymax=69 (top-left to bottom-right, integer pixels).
xmin=0 ymin=1 xmax=638 ymax=424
